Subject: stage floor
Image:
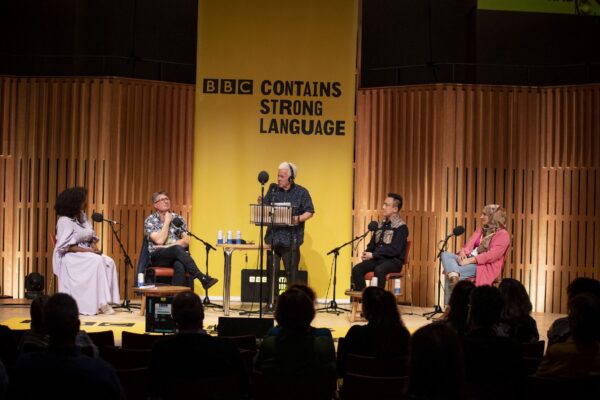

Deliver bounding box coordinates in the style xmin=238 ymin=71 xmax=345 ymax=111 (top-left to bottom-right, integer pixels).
xmin=0 ymin=299 xmax=563 ymax=347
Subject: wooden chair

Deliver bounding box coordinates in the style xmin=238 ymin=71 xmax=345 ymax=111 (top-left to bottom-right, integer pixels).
xmin=344 ymin=353 xmax=408 ymax=377
xmin=526 ymin=375 xmax=600 ymax=400
xmin=99 ymin=346 xmax=152 ymax=369
xmin=115 ymin=367 xmax=149 ymax=400
xmin=121 ymin=330 xmax=169 ymax=349
xmin=520 ymin=340 xmax=545 ymax=358
xmin=159 ymin=375 xmax=243 ymax=400
xmin=522 ymin=356 xmax=543 ymax=376
xmin=348 ymin=241 xmax=412 ymax=322
xmin=86 ymin=330 xmax=115 ymax=348
xmin=137 ymin=236 xmax=192 ymax=287
xmin=10 ymin=329 xmax=28 ymax=344
xmin=253 ymin=371 xmax=336 ymax=400
xmin=340 ymin=373 xmax=408 ymax=400
xmin=221 ymin=334 xmax=257 ymax=352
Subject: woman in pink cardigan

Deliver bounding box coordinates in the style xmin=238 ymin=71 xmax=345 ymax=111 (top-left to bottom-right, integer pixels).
xmin=441 ymin=204 xmax=510 ymax=305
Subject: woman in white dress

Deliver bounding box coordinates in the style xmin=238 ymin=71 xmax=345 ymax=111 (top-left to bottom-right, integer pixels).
xmin=52 ymin=187 xmax=121 ymax=315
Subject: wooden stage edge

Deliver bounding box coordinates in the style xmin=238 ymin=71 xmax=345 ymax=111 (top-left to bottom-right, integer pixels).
xmin=1 ymin=298 xmax=563 ymax=348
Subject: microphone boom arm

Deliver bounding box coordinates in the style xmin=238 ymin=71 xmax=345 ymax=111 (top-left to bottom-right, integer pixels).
xmin=326 ymin=229 xmax=371 ymax=256
xmin=183 ymin=229 xmax=216 ymax=252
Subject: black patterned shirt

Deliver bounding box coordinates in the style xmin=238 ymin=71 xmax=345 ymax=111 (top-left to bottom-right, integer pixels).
xmin=264 ymin=183 xmax=315 ymax=248
xmin=144 ymin=212 xmax=187 ymax=253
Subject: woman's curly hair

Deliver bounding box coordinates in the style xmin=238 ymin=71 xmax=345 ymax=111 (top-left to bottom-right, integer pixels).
xmin=54 ymin=187 xmax=87 ymax=218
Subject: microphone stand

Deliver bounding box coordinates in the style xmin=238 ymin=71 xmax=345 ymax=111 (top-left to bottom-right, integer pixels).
xmin=316 ymin=230 xmax=372 ymax=315
xmin=258 ymin=183 xmax=267 ymax=318
xmin=183 ymin=229 xmax=222 ymax=309
xmin=108 ymin=222 xmax=140 ymax=311
xmin=422 ymin=235 xmax=452 ymax=320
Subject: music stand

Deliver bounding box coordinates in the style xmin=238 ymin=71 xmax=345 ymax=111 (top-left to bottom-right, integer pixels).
xmin=316 ymin=229 xmax=372 ymax=315
xmin=250 ymin=203 xmax=294 ymax=315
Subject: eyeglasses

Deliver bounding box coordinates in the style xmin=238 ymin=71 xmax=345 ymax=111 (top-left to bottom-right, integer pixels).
xmin=154 ymin=197 xmax=170 ymax=204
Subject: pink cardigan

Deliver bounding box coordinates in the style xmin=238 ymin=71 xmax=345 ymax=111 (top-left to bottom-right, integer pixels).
xmin=461 ymin=228 xmax=510 ymax=286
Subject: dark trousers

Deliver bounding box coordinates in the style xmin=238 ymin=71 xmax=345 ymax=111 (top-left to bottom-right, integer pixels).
xmin=150 ymin=245 xmax=206 ymax=285
xmin=266 ymin=245 xmax=301 ymax=289
xmin=351 ymin=258 xmax=403 ymax=290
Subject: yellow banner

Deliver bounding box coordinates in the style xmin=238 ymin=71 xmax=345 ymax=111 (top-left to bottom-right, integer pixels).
xmin=192 ymin=0 xmax=358 ymax=301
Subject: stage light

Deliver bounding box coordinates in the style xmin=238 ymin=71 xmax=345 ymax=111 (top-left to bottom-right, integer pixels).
xmin=25 ymin=272 xmax=44 ymax=299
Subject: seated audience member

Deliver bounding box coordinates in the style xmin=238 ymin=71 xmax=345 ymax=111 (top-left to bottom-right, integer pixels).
xmin=441 ymin=204 xmax=509 ymax=305
xmin=337 ymin=286 xmax=410 ymax=375
xmin=265 ymin=284 xmax=331 ymax=338
xmin=255 ymin=288 xmax=336 ymax=377
xmin=536 ymin=293 xmax=600 ymax=378
xmin=406 ymin=324 xmax=467 ymax=400
xmin=463 ymin=286 xmax=523 ymax=386
xmin=0 ymin=360 xmax=7 ymax=398
xmin=10 ymin=293 xmax=124 ymax=399
xmin=496 ymin=278 xmax=539 ymax=343
xmin=547 ymin=277 xmax=600 ymax=347
xmin=19 ymin=295 xmax=98 ymax=357
xmin=435 ymin=280 xmax=476 ymax=337
xmin=149 ymin=291 xmax=248 ymax=398
xmin=0 ymin=324 xmax=18 ymax=369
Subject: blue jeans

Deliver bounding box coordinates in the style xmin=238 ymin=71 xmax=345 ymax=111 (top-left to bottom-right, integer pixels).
xmin=441 ymin=251 xmax=476 ymax=305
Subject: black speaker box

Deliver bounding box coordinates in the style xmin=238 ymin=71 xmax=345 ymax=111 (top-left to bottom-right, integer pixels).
xmin=217 ymin=316 xmax=275 ymax=337
xmin=240 ymin=269 xmax=308 ymax=302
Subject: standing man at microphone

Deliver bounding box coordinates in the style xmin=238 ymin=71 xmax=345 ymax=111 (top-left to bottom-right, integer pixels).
xmin=262 ymin=162 xmax=315 ymax=287
xmin=144 ymin=191 xmax=218 ymax=289
xmin=351 ymin=193 xmax=408 ymax=290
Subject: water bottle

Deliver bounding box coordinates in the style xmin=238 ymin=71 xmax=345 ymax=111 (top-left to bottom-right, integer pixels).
xmin=394 ymin=278 xmax=401 ymax=295
xmin=370 ymin=276 xmax=378 ymax=287
xmin=236 ymin=230 xmax=241 ymax=244
xmin=227 ymin=230 xmax=233 ymax=244
xmin=137 ymin=273 xmax=145 ymax=287
xmin=217 ymin=230 xmax=223 ymax=244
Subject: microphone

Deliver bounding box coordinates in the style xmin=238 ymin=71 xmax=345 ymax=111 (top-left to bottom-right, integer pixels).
xmin=367 ymin=221 xmax=379 ymax=232
xmin=267 ymin=182 xmax=278 ymax=204
xmin=91 ymin=212 xmax=121 ymax=225
xmin=171 ymin=217 xmax=216 ymax=251
xmin=258 ymin=170 xmax=269 ymax=184
xmin=357 ymin=221 xmax=379 ymax=239
xmin=444 ymin=225 xmax=465 ymax=240
xmin=172 ymin=217 xmax=185 ymax=228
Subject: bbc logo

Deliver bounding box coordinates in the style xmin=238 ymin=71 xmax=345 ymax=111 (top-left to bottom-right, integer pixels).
xmin=203 ymin=79 xmax=253 ymax=94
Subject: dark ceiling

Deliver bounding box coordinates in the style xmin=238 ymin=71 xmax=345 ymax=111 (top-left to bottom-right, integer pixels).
xmin=1 ymin=0 xmax=599 ymax=86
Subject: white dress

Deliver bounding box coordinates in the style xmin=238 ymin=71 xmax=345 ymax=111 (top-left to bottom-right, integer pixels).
xmin=52 ymin=214 xmax=121 ymax=315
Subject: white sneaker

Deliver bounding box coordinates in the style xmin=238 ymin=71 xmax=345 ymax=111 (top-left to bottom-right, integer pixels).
xmin=100 ymin=304 xmax=115 ymax=315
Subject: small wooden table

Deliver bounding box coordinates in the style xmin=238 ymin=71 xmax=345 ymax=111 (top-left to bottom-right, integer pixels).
xmin=217 ymin=243 xmax=270 ymax=316
xmin=133 ymin=285 xmax=192 ymax=316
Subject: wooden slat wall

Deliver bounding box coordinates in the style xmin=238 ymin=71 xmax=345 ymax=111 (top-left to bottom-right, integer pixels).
xmin=2 ymin=77 xmax=598 ymax=313
xmin=0 ymin=76 xmax=194 ymax=298
xmin=355 ymin=84 xmax=600 ymax=312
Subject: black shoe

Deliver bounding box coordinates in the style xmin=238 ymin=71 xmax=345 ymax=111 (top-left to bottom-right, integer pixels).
xmin=201 ymin=276 xmax=218 ymax=290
